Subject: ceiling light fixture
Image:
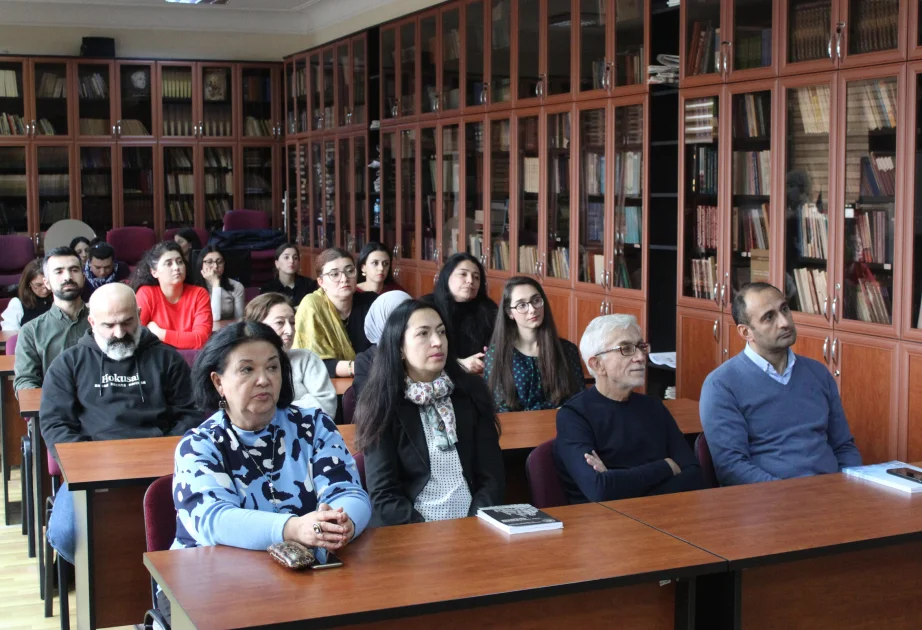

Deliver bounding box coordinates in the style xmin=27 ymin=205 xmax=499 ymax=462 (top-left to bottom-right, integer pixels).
xmin=165 ymin=0 xmax=228 ymax=5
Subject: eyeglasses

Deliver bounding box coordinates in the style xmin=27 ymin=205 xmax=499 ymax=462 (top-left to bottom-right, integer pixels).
xmin=511 ymin=296 xmax=545 ymax=313
xmin=321 ymin=266 xmax=357 ymax=282
xmin=203 ymin=259 xmax=225 ymax=267
xmin=595 ymin=342 xmax=651 ymax=357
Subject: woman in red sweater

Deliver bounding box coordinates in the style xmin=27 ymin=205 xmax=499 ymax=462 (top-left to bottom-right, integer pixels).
xmin=131 ymin=241 xmax=213 ymax=349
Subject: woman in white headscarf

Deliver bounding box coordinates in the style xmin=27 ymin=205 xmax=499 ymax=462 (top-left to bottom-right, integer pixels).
xmin=352 ymin=290 xmax=411 ymax=397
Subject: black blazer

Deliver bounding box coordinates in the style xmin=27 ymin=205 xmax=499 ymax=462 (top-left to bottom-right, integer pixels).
xmin=363 ymin=382 xmax=505 ymax=527
xmin=352 ymin=345 xmax=377 ymax=399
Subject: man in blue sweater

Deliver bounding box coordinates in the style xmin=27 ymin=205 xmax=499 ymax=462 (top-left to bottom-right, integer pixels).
xmin=553 ymin=314 xmax=704 ymax=503
xmin=700 ymin=282 xmax=861 ymax=486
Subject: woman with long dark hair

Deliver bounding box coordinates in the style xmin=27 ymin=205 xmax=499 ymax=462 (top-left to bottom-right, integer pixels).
xmin=424 ymin=252 xmax=497 ymax=374
xmin=173 ymin=228 xmax=202 ymax=263
xmin=354 ymin=300 xmax=504 ymax=527
xmin=195 ymin=245 xmax=245 ymax=321
xmin=69 ymin=236 xmax=92 ymax=266
xmin=355 ymin=242 xmax=403 ymax=294
xmin=260 ymin=243 xmax=318 ymax=308
xmin=1 ymin=259 xmax=52 ymax=330
xmin=131 ymin=241 xmax=212 ymax=349
xmin=485 ymin=277 xmax=584 ymax=412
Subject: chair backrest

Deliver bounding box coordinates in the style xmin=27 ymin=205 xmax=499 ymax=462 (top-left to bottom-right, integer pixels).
xmin=341 ymin=385 xmax=357 ymax=425
xmin=0 ymin=236 xmax=35 ymax=273
xmin=177 ymin=349 xmax=199 ymax=369
xmin=164 ymin=227 xmax=210 ymax=250
xmin=106 ymin=227 xmax=157 ymax=265
xmin=244 ymin=286 xmax=260 ymax=305
xmin=223 ymin=209 xmax=270 ymax=232
xmin=352 ymin=452 xmax=367 ymax=490
xmin=695 ymin=433 xmax=719 ymax=489
xmin=143 ymin=474 xmax=177 ymax=553
xmin=6 ymin=333 xmax=17 ymax=356
xmin=525 ymin=439 xmax=569 ymax=509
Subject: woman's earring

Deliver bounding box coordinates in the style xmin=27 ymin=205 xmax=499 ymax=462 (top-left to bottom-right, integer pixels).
xmin=219 ymin=397 xmax=227 ymax=410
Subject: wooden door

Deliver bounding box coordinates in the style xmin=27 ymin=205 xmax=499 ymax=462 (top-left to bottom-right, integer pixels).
xmin=721 ymin=315 xmax=747 ymax=361
xmin=834 ymin=330 xmax=898 ymax=465
xmin=515 ymin=0 xmax=543 ymax=106
xmin=0 ymin=58 xmax=30 ymax=145
xmin=199 ymin=62 xmax=237 ymax=139
xmin=575 ymin=292 xmax=607 ymax=343
xmin=790 ymin=322 xmax=832 ymax=365
xmin=0 ymin=145 xmax=31 ymax=235
xmin=724 ymin=0 xmax=777 ymax=82
xmin=30 ymin=58 xmax=73 ymax=139
xmin=677 ymin=307 xmax=722 ymax=400
xmin=487 ymin=275 xmax=505 ymax=305
xmin=779 ymin=0 xmax=839 ymax=76
xmin=837 ymin=0 xmax=907 ymax=69
xmin=396 ymin=263 xmax=420 ymax=298
xmin=158 ymin=61 xmax=197 ymax=140
xmin=77 ymin=144 xmax=117 ymax=237
xmin=115 ymin=61 xmax=155 ymax=141
xmin=899 ymin=342 xmax=922 ymax=461
xmin=680 ymin=0 xmax=726 ymax=87
xmin=544 ymin=284 xmax=573 ymax=342
xmin=574 ymin=100 xmax=610 ymax=295
xmin=239 ymin=63 xmax=278 ymax=141
xmin=542 ymin=104 xmax=574 ymax=287
xmin=116 ymin=143 xmax=157 ymax=230
xmin=75 ymin=60 xmax=116 ymax=141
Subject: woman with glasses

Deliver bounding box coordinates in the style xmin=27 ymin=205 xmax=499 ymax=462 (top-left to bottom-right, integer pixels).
xmin=355 ymin=242 xmax=404 ymax=295
xmin=484 ymin=277 xmax=584 ymax=412
xmin=261 ymin=243 xmax=318 ymax=309
xmin=195 ymin=246 xmax=245 ymax=321
xmin=1 ymin=259 xmax=53 ymax=331
xmin=553 ymin=313 xmax=704 ymax=504
xmin=292 ymin=248 xmax=377 ymax=378
xmin=132 ymin=241 xmax=213 ymax=350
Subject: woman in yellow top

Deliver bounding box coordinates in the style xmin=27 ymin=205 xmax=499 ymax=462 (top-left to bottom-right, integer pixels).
xmin=293 ymin=248 xmax=378 ymax=378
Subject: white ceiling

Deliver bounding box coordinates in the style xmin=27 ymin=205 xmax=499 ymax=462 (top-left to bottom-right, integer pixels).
xmin=20 ymin=0 xmax=321 ymax=10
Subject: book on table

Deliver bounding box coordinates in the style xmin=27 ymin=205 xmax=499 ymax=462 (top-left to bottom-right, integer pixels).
xmin=477 ymin=504 xmax=563 ymax=534
xmin=842 ymin=461 xmax=922 ymax=494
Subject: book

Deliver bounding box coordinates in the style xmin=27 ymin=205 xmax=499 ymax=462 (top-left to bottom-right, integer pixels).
xmin=843 ymin=461 xmax=922 ymax=494
xmin=477 ymin=504 xmax=563 ymax=534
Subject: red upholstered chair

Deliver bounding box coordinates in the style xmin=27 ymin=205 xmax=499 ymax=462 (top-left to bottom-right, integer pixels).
xmin=0 ymin=235 xmax=35 ymax=286
xmin=341 ymin=385 xmax=357 ymax=425
xmin=244 ymin=286 xmax=260 ymax=305
xmin=105 ymin=227 xmax=157 ymax=266
xmin=525 ymin=440 xmax=569 ymax=509
xmin=164 ymin=227 xmax=210 ymax=250
xmin=143 ymin=474 xmax=176 ymax=630
xmin=43 ymin=452 xmax=69 ymax=624
xmin=695 ymin=433 xmax=719 ymax=488
xmin=223 ymin=209 xmax=270 ymax=231
xmin=352 ymin=452 xmax=367 ymax=490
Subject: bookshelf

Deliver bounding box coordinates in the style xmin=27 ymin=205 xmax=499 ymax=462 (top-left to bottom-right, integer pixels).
xmin=490 ymin=116 xmax=511 ymax=271
xmin=421 ymin=13 xmax=439 ymax=116
xmin=442 ymin=123 xmax=461 ymax=257
xmin=163 ymin=145 xmax=195 ymax=229
xmin=466 ymin=120 xmax=486 ymax=262
xmin=442 ymin=5 xmax=462 ymax=114
xmin=120 ymin=146 xmax=155 ymax=229
xmin=577 ymin=105 xmax=607 ymax=288
xmin=33 ymin=62 xmax=70 ymax=137
xmin=34 ymin=145 xmax=71 ymax=231
xmin=547 ymin=109 xmax=571 ymax=281
xmin=241 ymin=66 xmax=276 ymax=138
xmin=517 ymin=113 xmax=540 ymax=274
xmin=421 ymin=125 xmax=438 ymax=263
xmin=546 ymin=0 xmax=573 ymax=98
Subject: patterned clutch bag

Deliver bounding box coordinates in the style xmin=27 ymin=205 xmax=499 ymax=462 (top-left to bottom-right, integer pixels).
xmin=267 ymin=541 xmax=316 ymax=570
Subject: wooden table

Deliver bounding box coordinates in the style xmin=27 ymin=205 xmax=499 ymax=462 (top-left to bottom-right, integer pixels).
xmin=605 ymin=472 xmax=922 ymax=629
xmin=146 ymin=503 xmax=725 ymax=630
xmin=17 ymin=387 xmax=41 ymax=418
xmin=0 ymin=354 xmax=15 ymax=525
xmin=331 ymin=377 xmax=352 ymax=396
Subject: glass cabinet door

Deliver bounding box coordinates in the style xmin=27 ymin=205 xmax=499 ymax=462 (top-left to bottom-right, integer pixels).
xmin=421 ymin=14 xmax=439 ymax=115
xmin=578 ymin=107 xmax=607 ymax=287
xmin=786 ymin=0 xmax=832 ymax=65
xmin=322 ymin=49 xmax=335 ymax=130
xmin=400 ymin=129 xmax=416 ymax=258
xmin=241 ymin=67 xmax=273 ymax=138
xmin=309 ymin=141 xmax=323 ymax=247
xmin=79 ymin=146 xmax=114 ymax=235
xmin=243 ymin=146 xmax=274 ymax=218
xmin=298 ymin=143 xmax=310 ymax=246
xmin=545 ymin=0 xmax=572 ymax=97
xmin=161 ymin=65 xmax=194 ymax=138
xmin=517 ymin=114 xmax=540 ymax=273
xmin=467 ymin=1 xmax=486 ymax=108
xmin=322 ymin=139 xmax=335 ymax=248
xmin=310 ymin=53 xmax=323 ymax=130
xmin=466 ymin=121 xmax=486 ymax=259
xmin=286 ymin=144 xmax=297 ymax=239
xmin=295 ymin=57 xmax=308 ymax=134
xmin=421 ymin=126 xmax=438 ymax=261
xmin=547 ymin=111 xmax=571 ymax=280
xmin=442 ymin=7 xmax=462 ymax=113
xmin=353 ymin=37 xmax=368 ymax=126
xmin=339 ymin=139 xmax=351 ymax=248
xmin=381 ymin=132 xmax=397 ymax=249
xmin=730 ymin=89 xmax=772 ymax=298
xmin=442 ymin=124 xmax=461 ymax=256
xmin=847 ymin=0 xmax=899 ymax=56
xmin=400 ymin=22 xmax=418 ymax=117
xmin=77 ymin=64 xmax=112 ymax=137
xmin=354 ymin=136 xmax=369 ymax=253
xmin=682 ymin=95 xmax=719 ymax=300
xmin=614 ymin=103 xmax=644 ymax=289
xmin=285 ymin=60 xmax=295 ymax=135
xmin=615 ymin=0 xmax=645 ymax=88
xmin=0 ymin=146 xmax=28 ymax=233
xmin=579 ymin=0 xmax=608 ymax=94
xmin=201 ymin=65 xmax=234 ymax=137
xmin=685 ymin=0 xmax=722 ymax=79
xmin=33 ymin=62 xmax=70 ymax=136
xmin=163 ymin=146 xmax=195 ymax=231
xmin=490 ymin=117 xmax=511 ymax=270
xmin=337 ymin=43 xmax=350 ymax=128
xmin=117 ymin=63 xmax=153 ymax=137
xmin=783 ymin=81 xmax=831 ymax=317
xmin=120 ymin=146 xmax=154 ymax=227
xmin=0 ymin=61 xmax=26 ymax=137
xmin=518 ymin=0 xmax=541 ymax=102
xmin=911 ymin=69 xmax=922 ymax=330
xmin=841 ymin=75 xmax=898 ymax=326
xmin=491 ymin=0 xmax=512 ymax=104
xmin=732 ymin=0 xmax=772 ymax=72
xmin=203 ymin=147 xmax=234 ymax=230
xmin=36 ymin=146 xmax=71 ymax=230
xmin=382 ymin=28 xmax=398 ymax=120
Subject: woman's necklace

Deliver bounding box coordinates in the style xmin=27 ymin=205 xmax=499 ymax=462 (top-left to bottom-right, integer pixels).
xmin=226 ymin=417 xmax=283 ymax=513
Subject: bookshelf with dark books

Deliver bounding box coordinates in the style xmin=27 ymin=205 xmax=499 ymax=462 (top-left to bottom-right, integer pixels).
xmin=441 ymin=123 xmax=461 ymax=260
xmin=517 ymin=114 xmax=539 ymax=274
xmin=163 ymin=146 xmax=195 ymax=229
xmin=0 ymin=146 xmax=28 ymax=233
xmin=33 ymin=62 xmax=70 ymax=137
xmin=613 ymin=103 xmax=644 ymax=289
xmin=77 ymin=62 xmax=112 ymax=137
xmin=0 ymin=61 xmax=26 ymax=139
xmin=615 ymin=0 xmax=646 ymax=89
xmin=120 ymin=146 xmax=154 ymax=228
xmin=490 ymin=117 xmax=511 ymax=272
xmin=160 ymin=65 xmax=194 ymax=138
xmin=577 ymin=106 xmax=607 ymax=288
xmin=546 ymin=110 xmax=571 ymax=281
xmin=79 ymin=146 xmax=114 ymax=235
xmin=35 ymin=146 xmax=71 ymax=230
xmin=465 ymin=120 xmax=485 ymax=262
xmin=241 ymin=66 xmax=276 ymax=138
xmin=420 ymin=125 xmax=438 ymax=265
xmin=203 ymin=146 xmax=235 ymax=230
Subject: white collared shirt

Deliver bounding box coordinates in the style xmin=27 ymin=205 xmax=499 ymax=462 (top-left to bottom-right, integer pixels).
xmin=743 ymin=344 xmax=796 ymax=385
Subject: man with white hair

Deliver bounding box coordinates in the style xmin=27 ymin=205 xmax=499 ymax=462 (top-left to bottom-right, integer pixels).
xmin=553 ymin=313 xmax=704 ymax=503
xmin=40 ymin=282 xmax=200 ymax=564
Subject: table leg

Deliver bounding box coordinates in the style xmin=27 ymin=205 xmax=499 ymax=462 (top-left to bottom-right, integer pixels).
xmin=165 ymin=592 xmax=195 ymax=630
xmin=73 ymin=488 xmax=92 ymax=630
xmin=30 ymin=417 xmax=47 ymax=596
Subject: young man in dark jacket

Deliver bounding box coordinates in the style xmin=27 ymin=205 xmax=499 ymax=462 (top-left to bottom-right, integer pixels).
xmin=41 ymin=282 xmax=201 ymax=564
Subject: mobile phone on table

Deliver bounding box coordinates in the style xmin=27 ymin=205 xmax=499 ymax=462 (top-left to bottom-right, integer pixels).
xmin=310 ymin=547 xmax=344 ymax=570
xmin=886 ymin=467 xmax=922 ymax=484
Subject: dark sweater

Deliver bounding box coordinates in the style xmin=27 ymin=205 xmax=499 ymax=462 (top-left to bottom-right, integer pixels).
xmin=553 ymin=388 xmax=705 ymax=503
xmin=261 ymin=275 xmax=318 ymax=309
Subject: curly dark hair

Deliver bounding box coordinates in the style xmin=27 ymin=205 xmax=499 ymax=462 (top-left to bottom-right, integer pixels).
xmin=129 ymin=241 xmax=189 ymax=290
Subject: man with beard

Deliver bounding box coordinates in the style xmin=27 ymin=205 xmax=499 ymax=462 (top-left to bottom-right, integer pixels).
xmin=700 ymin=282 xmax=862 ymax=486
xmin=14 ymin=247 xmax=90 ymax=391
xmin=41 ymin=282 xmax=199 ymax=564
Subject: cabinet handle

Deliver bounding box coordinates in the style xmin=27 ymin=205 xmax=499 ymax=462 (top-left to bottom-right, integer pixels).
xmin=831 ymin=295 xmax=838 ymax=322
xmin=604 ymin=63 xmax=613 ymax=90
xmin=599 ymin=301 xmax=605 ymax=316
xmin=723 ymin=42 xmax=732 ymax=77
xmin=823 ymin=336 xmax=829 ymax=364
xmin=713 ymin=320 xmax=719 ymax=342
xmin=831 ymin=338 xmax=839 ymax=365
xmin=822 ymin=296 xmax=828 ymax=319
xmin=393 ymin=244 xmax=400 ymax=259
xmin=720 ymin=283 xmax=727 ymax=308
xmin=835 ymin=22 xmax=845 ymax=61
xmin=116 ymin=120 xmax=122 ymax=137
xmin=394 ymin=267 xmax=400 ymax=279
xmin=480 ymin=254 xmax=486 ymax=267
xmin=827 ymin=34 xmax=833 ymax=59
xmin=713 ymin=283 xmax=720 ymax=305
xmin=31 ymin=120 xmax=37 ymax=137
xmin=480 ymin=84 xmax=489 ymax=105
xmin=111 ymin=123 xmax=117 ymax=136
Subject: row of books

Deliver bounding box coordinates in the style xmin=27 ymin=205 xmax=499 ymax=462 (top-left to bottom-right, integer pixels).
xmin=850 ymin=0 xmax=900 ymax=56
xmin=39 ymin=201 xmax=69 ymax=223
xmin=244 ymin=116 xmax=274 ymax=137
xmin=851 ymin=208 xmax=892 ymax=264
xmin=583 ymin=154 xmax=606 ymax=196
xmin=166 ymin=173 xmax=194 ymax=195
xmin=590 ymin=60 xmax=610 ymax=92
xmin=854 ymin=80 xmax=897 ymax=131
xmin=732 ymin=150 xmax=771 ymax=196
xmin=520 ymin=117 xmax=539 ymax=152
xmin=0 ymin=113 xmax=25 ymax=135
xmin=35 ymin=119 xmax=60 ymax=135
xmin=120 ymin=119 xmax=150 ymax=136
xmin=859 ymin=153 xmax=895 ymax=198
xmin=492 ymin=119 xmax=511 ymax=152
xmin=0 ymin=175 xmax=27 ymax=196
xmin=522 ymin=157 xmax=539 ymax=194
xmin=244 ymin=172 xmax=271 ymax=194
xmin=789 ymin=1 xmax=830 ymax=63
xmin=732 ymin=204 xmax=769 ymax=253
xmin=684 ymin=97 xmax=717 ymax=144
xmin=166 ymin=199 xmax=194 ymax=223
xmin=492 ymin=239 xmax=510 ymax=271
xmin=689 ymin=145 xmax=717 ymax=195
xmin=614 ymin=151 xmax=642 ymax=198
xmin=734 ymin=93 xmax=770 ymax=139
xmin=292 ymin=68 xmax=307 ymax=98
xmin=492 ymin=2 xmax=510 ymax=49
xmin=550 ymin=113 xmax=570 ymax=149
xmin=734 ymin=28 xmax=772 ymax=70
xmin=204 ymin=148 xmax=233 ymax=169
xmin=611 ymin=256 xmax=633 ymax=289
xmin=37 ymin=174 xmax=68 ymax=196
xmin=442 ymin=29 xmax=461 ymax=61
xmin=582 ymin=110 xmax=605 ymax=147
xmin=795 ymin=202 xmax=828 ymax=260
xmin=580 ymin=251 xmax=606 ymax=285
xmin=852 ymin=277 xmax=892 ymax=324
xmin=165 ymin=148 xmax=193 ymax=169
xmin=242 ymin=75 xmax=272 ymax=104
xmin=78 ymin=72 xmax=109 ymax=100
xmin=686 ymin=22 xmax=719 ymax=77
xmin=36 ymin=73 xmax=67 ymax=99
xmin=79 ymin=118 xmax=109 ymax=135
xmin=206 ymin=198 xmax=231 ymax=223
xmin=689 ymin=256 xmax=718 ymax=299
xmin=549 ymin=247 xmax=569 ymax=280
xmin=162 ymin=69 xmax=193 ymax=100
xmin=586 ymin=200 xmax=604 ymax=242
xmin=618 ymin=48 xmax=645 ymax=87
xmin=793 ymin=84 xmax=831 ymax=135
xmin=694 ymin=204 xmax=718 ymax=250
xmin=243 ymin=197 xmax=272 ymax=214
xmin=617 ymin=105 xmax=644 ymax=146
xmin=81 ymin=174 xmax=109 ymax=196
xmin=793 ymin=267 xmax=828 ymax=315
xmin=518 ymin=245 xmax=539 ymax=274
xmin=204 ymin=172 xmax=234 ymax=195
xmin=0 ymin=70 xmax=20 ymax=98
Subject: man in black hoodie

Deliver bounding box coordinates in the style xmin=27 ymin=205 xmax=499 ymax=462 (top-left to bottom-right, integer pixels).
xmin=41 ymin=283 xmax=201 ymax=564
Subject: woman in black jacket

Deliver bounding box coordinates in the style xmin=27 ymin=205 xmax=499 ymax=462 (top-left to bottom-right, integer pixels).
xmin=353 ymin=300 xmax=504 ymax=527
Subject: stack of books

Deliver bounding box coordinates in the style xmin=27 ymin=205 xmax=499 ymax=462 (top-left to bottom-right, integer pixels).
xmin=732 ymin=150 xmax=771 ymax=196
xmin=548 ymin=247 xmax=570 ymax=279
xmin=793 ymin=267 xmax=828 ymax=315
xmin=686 ymin=22 xmax=718 ymax=76
xmin=788 ymin=1 xmax=830 ymax=62
xmin=849 ymin=0 xmax=899 ymax=55
xmin=690 ymin=256 xmax=717 ymax=299
xmin=0 ymin=70 xmax=20 ymax=97
xmin=859 ymin=153 xmax=895 ymax=198
xmin=796 ymin=203 xmax=828 ymax=260
xmin=732 ymin=203 xmax=770 ymax=252
xmin=36 ymin=72 xmax=67 ymax=98
xmin=695 ymin=204 xmax=718 ymax=249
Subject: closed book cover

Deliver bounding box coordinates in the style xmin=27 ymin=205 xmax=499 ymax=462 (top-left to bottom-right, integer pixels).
xmin=842 ymin=461 xmax=922 ymax=494
xmin=477 ymin=504 xmax=563 ymax=534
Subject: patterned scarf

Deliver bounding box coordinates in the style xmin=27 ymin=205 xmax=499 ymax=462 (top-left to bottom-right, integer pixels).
xmin=85 ymin=261 xmax=119 ymax=289
xmin=405 ymin=372 xmax=457 ymax=451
